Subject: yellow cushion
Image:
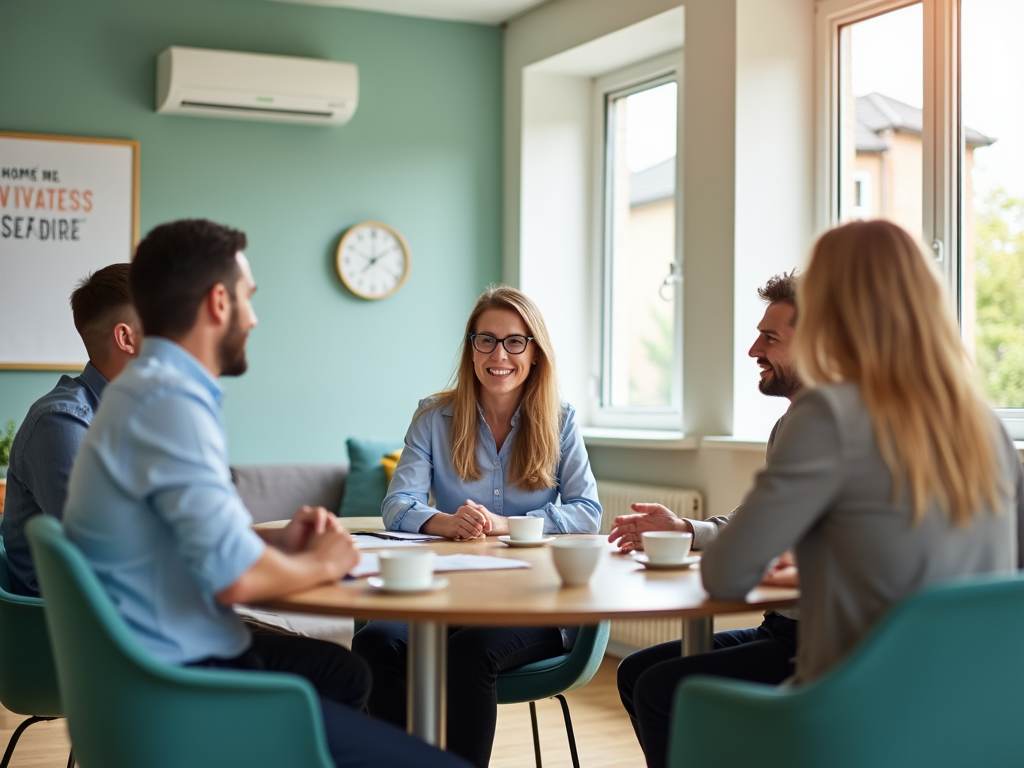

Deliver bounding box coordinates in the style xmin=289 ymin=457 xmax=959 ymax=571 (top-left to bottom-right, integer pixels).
xmin=380 ymin=449 xmax=403 ymax=483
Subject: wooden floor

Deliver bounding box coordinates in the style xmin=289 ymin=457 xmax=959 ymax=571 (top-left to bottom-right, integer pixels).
xmin=0 ymin=710 xmax=71 ymax=768
xmin=0 ymin=657 xmax=642 ymax=768
xmin=491 ymin=656 xmax=645 ymax=768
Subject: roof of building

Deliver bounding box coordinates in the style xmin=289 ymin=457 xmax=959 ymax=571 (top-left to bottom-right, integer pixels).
xmin=630 ymin=157 xmax=675 ymax=207
xmin=629 ymin=93 xmax=997 ymax=206
xmin=856 ymin=92 xmax=996 ymax=151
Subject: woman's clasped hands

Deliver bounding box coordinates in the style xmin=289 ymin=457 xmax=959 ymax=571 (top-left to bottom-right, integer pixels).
xmin=442 ymin=499 xmax=509 ymax=540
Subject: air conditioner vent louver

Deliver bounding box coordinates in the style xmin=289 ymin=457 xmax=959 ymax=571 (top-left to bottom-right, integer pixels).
xmin=156 ymin=47 xmax=359 ymax=126
xmin=179 ymin=102 xmax=335 ymax=118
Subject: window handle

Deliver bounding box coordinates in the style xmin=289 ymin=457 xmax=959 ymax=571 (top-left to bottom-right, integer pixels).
xmin=932 ymin=239 xmax=945 ymax=263
xmin=659 ymin=262 xmax=682 ymax=301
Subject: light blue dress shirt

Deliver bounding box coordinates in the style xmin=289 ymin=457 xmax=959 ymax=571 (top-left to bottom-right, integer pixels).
xmin=1 ymin=363 xmax=107 ymax=596
xmin=383 ymin=398 xmax=602 ymax=535
xmin=63 ymin=338 xmax=265 ymax=665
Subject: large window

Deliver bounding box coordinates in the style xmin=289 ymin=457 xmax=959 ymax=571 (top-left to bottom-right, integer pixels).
xmin=595 ymin=63 xmax=681 ymax=428
xmin=825 ymin=0 xmax=1024 ymax=437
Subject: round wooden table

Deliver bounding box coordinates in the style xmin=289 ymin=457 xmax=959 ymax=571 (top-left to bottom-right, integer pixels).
xmin=260 ymin=522 xmax=798 ymax=747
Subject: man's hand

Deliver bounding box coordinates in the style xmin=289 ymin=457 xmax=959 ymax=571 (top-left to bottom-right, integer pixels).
xmin=760 ymin=551 xmax=798 ymax=587
xmin=277 ymin=505 xmax=344 ymax=553
xmin=607 ymin=503 xmax=691 ymax=553
xmin=308 ymin=527 xmax=361 ymax=579
xmin=217 ymin=524 xmax=359 ymax=605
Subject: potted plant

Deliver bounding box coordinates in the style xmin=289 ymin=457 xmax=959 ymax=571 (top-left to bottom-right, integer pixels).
xmin=0 ymin=419 xmax=15 ymax=479
xmin=0 ymin=419 xmax=15 ymax=514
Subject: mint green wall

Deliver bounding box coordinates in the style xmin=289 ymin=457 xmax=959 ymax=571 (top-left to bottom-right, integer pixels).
xmin=0 ymin=0 xmax=502 ymax=464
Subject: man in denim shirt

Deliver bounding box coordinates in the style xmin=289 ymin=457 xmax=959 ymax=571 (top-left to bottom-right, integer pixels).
xmin=2 ymin=263 xmax=141 ymax=596
xmin=63 ymin=219 xmax=466 ymax=768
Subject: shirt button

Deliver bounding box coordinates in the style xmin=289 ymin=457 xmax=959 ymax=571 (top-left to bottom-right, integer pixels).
xmin=493 ymin=460 xmax=499 ymax=466
xmin=494 ymin=489 xmax=500 ymax=496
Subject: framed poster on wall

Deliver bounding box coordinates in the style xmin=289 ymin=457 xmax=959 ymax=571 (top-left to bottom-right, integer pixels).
xmin=0 ymin=131 xmax=139 ymax=369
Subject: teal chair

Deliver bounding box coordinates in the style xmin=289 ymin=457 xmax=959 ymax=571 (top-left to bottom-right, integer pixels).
xmin=0 ymin=533 xmax=73 ymax=768
xmin=497 ymin=622 xmax=610 ymax=768
xmin=26 ymin=516 xmax=335 ymax=768
xmin=669 ymin=573 xmax=1024 ymax=768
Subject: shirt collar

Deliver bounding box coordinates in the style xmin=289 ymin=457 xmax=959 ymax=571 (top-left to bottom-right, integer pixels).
xmin=438 ymin=399 xmax=524 ymax=427
xmin=79 ymin=361 xmax=109 ymax=400
xmin=141 ymin=337 xmax=224 ymax=403
xmin=474 ymin=401 xmax=523 ymax=426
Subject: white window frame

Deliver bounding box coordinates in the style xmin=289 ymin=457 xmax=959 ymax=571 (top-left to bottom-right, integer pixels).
xmin=817 ymin=0 xmax=1023 ymax=439
xmin=589 ymin=52 xmax=683 ymax=431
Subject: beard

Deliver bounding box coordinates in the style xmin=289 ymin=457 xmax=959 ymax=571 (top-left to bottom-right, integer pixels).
xmin=218 ymin=304 xmax=249 ymax=377
xmin=758 ymin=360 xmax=801 ymax=399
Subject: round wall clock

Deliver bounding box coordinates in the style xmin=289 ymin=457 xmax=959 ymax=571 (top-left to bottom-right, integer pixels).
xmin=335 ymin=221 xmax=410 ymax=300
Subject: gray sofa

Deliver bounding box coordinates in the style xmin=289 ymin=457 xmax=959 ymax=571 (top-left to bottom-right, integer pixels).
xmin=231 ymin=464 xmax=349 ymax=524
xmin=230 ymin=463 xmax=355 ymax=646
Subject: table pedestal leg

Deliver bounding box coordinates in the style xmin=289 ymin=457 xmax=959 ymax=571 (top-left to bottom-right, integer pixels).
xmin=681 ymin=617 xmax=712 ymax=656
xmin=408 ymin=621 xmax=448 ymax=747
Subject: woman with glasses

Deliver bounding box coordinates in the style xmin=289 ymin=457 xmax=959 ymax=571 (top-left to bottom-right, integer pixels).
xmin=353 ymin=284 xmax=601 ymax=768
xmin=630 ymin=220 xmax=1024 ymax=768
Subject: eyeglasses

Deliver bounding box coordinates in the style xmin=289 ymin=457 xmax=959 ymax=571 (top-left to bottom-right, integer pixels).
xmin=469 ymin=333 xmax=534 ymax=355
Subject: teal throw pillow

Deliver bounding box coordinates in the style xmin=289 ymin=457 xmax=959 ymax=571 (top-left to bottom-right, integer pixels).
xmin=339 ymin=438 xmax=404 ymax=518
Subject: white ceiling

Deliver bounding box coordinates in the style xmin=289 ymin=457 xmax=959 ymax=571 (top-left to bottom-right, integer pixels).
xmin=266 ymin=0 xmax=549 ymax=25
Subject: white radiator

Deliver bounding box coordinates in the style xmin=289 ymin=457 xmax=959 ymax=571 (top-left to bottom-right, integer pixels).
xmin=595 ymin=479 xmax=704 ymax=656
xmin=595 ymin=479 xmax=702 ymax=535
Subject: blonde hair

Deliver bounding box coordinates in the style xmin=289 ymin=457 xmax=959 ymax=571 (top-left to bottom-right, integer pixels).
xmin=794 ymin=220 xmax=1003 ymax=524
xmin=427 ymin=285 xmax=561 ymax=491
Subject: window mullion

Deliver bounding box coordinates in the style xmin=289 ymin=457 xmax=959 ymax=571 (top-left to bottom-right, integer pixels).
xmin=922 ymin=0 xmax=960 ymax=314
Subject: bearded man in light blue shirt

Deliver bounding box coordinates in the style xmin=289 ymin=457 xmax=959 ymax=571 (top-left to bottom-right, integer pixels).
xmin=63 ymin=218 xmax=468 ymax=768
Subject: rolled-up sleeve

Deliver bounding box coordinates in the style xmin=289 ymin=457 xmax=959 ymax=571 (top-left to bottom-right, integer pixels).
xmin=383 ymin=407 xmax=439 ymax=533
xmin=127 ymin=391 xmax=265 ymax=595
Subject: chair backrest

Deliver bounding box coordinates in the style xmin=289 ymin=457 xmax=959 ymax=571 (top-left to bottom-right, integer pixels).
xmin=27 ymin=516 xmax=334 ymax=768
xmin=672 ymin=572 xmax=1024 ymax=768
xmin=0 ymin=533 xmax=62 ymax=717
xmin=497 ymin=622 xmax=611 ymax=704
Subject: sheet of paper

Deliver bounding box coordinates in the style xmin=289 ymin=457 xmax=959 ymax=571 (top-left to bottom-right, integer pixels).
xmin=352 ymin=534 xmax=431 ymax=549
xmin=346 ymin=553 xmax=531 ymax=579
xmin=434 ymin=554 xmax=531 ymax=572
xmin=353 ymin=530 xmax=444 ymax=542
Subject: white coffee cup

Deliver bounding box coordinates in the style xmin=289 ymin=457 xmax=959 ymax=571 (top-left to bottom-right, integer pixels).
xmin=551 ymin=538 xmax=604 ymax=586
xmin=508 ymin=516 xmax=545 ymax=542
xmin=378 ymin=549 xmax=436 ymax=590
xmin=641 ymin=531 xmax=693 ymax=564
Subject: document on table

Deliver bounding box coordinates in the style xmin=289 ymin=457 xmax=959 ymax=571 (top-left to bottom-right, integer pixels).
xmin=352 ymin=531 xmax=444 ymax=542
xmin=352 ymin=534 xmax=435 ymax=549
xmin=347 ymin=553 xmax=531 ymax=579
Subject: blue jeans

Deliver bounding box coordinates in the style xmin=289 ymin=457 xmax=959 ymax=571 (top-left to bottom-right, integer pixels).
xmin=618 ymin=612 xmax=798 ymax=768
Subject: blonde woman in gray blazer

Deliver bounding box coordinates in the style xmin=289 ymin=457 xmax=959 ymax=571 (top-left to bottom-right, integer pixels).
xmin=633 ymin=220 xmax=1024 ymax=768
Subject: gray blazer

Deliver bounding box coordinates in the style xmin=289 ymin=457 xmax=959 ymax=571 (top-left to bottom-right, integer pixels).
xmin=702 ymin=382 xmax=1024 ymax=682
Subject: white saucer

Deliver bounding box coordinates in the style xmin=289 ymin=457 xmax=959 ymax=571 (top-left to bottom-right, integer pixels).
xmin=632 ymin=553 xmax=700 ymax=571
xmin=498 ymin=535 xmax=555 ymax=548
xmin=366 ymin=576 xmax=450 ymax=594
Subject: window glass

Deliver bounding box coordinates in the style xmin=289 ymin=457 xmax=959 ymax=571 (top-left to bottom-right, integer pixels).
xmin=961 ymin=0 xmax=1024 ymax=408
xmin=838 ymin=3 xmax=923 ymax=238
xmin=603 ymin=80 xmax=678 ymax=409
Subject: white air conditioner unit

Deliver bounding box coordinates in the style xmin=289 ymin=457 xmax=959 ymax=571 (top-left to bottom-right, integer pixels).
xmin=156 ymin=46 xmax=358 ymax=126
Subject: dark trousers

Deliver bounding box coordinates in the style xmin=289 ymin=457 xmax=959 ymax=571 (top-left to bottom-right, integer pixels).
xmin=352 ymin=621 xmax=565 ymax=768
xmin=189 ymin=633 xmax=470 ymax=768
xmin=619 ymin=612 xmax=798 ymax=768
